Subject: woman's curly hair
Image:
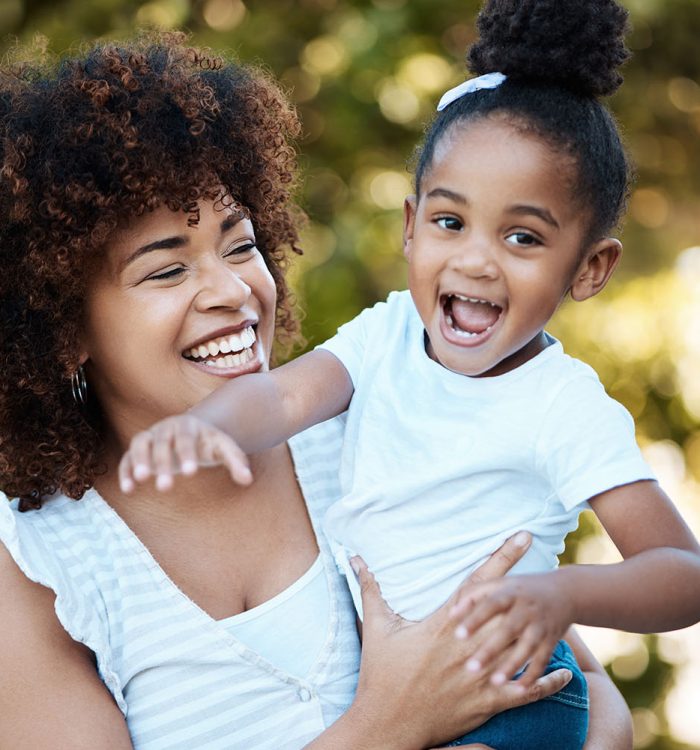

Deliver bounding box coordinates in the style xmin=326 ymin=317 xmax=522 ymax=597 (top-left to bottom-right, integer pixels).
xmin=0 ymin=32 xmax=304 ymax=509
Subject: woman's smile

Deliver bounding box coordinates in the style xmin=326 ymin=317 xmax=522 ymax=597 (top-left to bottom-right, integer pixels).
xmin=183 ymin=324 xmax=263 ymax=376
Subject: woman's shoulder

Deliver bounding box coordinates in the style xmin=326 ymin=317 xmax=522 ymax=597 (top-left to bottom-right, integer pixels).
xmin=289 ymin=414 xmax=346 ymax=518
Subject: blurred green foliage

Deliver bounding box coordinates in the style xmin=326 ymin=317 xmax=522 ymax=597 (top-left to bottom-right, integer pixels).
xmin=3 ymin=1 xmax=700 ymax=747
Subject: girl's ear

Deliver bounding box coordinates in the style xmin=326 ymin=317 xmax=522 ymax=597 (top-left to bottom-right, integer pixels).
xmin=569 ymin=238 xmax=622 ymax=302
xmin=403 ymin=195 xmax=417 ymax=261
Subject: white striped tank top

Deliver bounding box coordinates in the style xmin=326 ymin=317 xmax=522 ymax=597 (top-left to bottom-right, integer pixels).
xmin=0 ymin=416 xmax=360 ymax=749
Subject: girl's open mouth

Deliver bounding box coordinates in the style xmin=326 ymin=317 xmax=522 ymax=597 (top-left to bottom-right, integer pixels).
xmin=440 ymin=294 xmax=503 ymax=345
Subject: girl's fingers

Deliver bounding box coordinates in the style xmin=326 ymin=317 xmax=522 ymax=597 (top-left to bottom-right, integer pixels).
xmin=152 ymin=429 xmax=176 ymax=491
xmin=512 ymin=642 xmax=554 ymax=690
xmin=173 ymin=430 xmax=200 ymax=476
xmin=456 ymin=590 xmax=513 ymax=640
xmin=212 ymin=437 xmax=253 ymax=485
xmin=464 ymin=620 xmax=521 ymax=676
xmin=118 ymin=452 xmax=135 ymax=494
xmin=486 ymin=626 xmax=542 ymax=685
xmin=129 ymin=430 xmax=157 ymax=482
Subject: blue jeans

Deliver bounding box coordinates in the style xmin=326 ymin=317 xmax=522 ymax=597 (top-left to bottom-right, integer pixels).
xmin=447 ymin=640 xmax=588 ymax=750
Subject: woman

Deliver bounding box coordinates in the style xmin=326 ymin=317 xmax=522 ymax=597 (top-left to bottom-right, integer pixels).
xmin=0 ymin=33 xmax=630 ymax=749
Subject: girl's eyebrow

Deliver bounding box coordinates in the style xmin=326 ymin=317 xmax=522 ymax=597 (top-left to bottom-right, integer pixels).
xmin=120 ymin=212 xmax=246 ymax=271
xmin=507 ymin=204 xmax=560 ymax=229
xmin=426 ymin=187 xmax=468 ymax=205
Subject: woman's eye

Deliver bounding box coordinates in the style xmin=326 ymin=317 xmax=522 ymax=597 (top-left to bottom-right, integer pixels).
xmin=147 ymin=266 xmax=185 ymax=281
xmin=225 ymin=242 xmax=258 ymax=261
xmin=436 ymin=217 xmax=463 ymax=232
xmin=505 ymin=232 xmax=541 ymax=248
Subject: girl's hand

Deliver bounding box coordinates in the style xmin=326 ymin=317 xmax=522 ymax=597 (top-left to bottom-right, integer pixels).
xmin=118 ymin=414 xmax=253 ymax=493
xmin=337 ymin=534 xmax=574 ymax=750
xmin=449 ymin=571 xmax=574 ymax=689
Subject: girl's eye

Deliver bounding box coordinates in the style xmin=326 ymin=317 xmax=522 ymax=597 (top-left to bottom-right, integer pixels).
xmin=225 ymin=242 xmax=258 ymax=262
xmin=505 ymin=231 xmax=541 ymax=248
xmin=147 ymin=266 xmax=185 ymax=281
xmin=436 ymin=217 xmax=463 ymax=232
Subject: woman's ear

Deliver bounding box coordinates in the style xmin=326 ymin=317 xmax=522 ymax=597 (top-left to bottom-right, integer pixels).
xmin=569 ymin=238 xmax=622 ymax=302
xmin=403 ymin=195 xmax=417 ymax=261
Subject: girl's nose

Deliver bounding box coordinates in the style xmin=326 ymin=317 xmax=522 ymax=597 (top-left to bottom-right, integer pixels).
xmin=448 ymin=236 xmax=500 ymax=280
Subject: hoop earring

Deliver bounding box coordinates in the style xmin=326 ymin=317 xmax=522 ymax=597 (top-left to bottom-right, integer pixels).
xmin=71 ymin=365 xmax=87 ymax=407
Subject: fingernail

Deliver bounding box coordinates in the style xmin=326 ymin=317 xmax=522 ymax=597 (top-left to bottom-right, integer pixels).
xmin=350 ymin=557 xmax=360 ymax=575
xmin=181 ymin=460 xmax=197 ymax=475
xmin=466 ymin=659 xmax=481 ymax=673
xmin=134 ymin=465 xmax=149 ymax=481
xmin=491 ymin=672 xmax=506 ymax=685
xmin=561 ymin=668 xmax=572 ymax=683
xmin=514 ymin=531 xmax=530 ymax=548
xmin=120 ymin=479 xmax=134 ymax=494
xmin=455 ymin=625 xmax=468 ymax=640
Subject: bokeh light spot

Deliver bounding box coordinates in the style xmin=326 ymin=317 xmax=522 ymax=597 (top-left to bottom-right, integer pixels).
xmin=376 ymin=78 xmax=420 ymax=124
xmin=203 ymin=0 xmax=246 ymax=31
xmin=301 ymin=36 xmax=349 ymax=77
xmin=630 ymin=188 xmax=669 ymax=228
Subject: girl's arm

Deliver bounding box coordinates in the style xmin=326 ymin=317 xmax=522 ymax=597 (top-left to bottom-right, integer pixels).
xmin=450 ymin=480 xmax=700 ymax=686
xmin=0 ymin=546 xmax=134 ymax=749
xmin=192 ymin=349 xmax=353 ymax=453
xmin=119 ymin=349 xmax=352 ymax=491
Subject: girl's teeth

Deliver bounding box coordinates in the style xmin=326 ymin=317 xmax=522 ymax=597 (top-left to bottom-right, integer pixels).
xmin=208 ymin=341 xmax=219 ymax=356
xmin=198 ymin=344 xmax=209 ymax=358
xmin=219 ymin=338 xmax=232 ymax=353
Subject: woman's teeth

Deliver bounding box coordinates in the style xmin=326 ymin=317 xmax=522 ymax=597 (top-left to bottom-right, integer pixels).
xmin=202 ymin=347 xmax=256 ymax=368
xmin=185 ymin=326 xmax=256 ymax=366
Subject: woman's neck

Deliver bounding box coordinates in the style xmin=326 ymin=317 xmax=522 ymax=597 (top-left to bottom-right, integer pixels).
xmin=95 ymin=442 xmax=290 ymax=520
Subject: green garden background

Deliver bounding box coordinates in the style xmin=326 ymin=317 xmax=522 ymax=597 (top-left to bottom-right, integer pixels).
xmin=2 ymin=0 xmax=700 ymax=747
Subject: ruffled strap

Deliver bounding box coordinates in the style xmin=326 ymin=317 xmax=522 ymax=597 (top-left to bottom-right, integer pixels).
xmin=0 ymin=495 xmax=127 ymax=714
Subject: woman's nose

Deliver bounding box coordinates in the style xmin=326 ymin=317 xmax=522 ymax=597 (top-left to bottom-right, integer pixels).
xmin=194 ymin=261 xmax=252 ymax=311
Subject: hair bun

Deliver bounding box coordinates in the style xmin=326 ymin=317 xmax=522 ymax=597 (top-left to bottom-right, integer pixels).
xmin=468 ymin=0 xmax=630 ymax=98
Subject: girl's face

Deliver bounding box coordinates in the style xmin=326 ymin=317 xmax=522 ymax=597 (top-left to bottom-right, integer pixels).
xmin=82 ymin=199 xmax=277 ymax=445
xmin=404 ymin=118 xmax=618 ymax=378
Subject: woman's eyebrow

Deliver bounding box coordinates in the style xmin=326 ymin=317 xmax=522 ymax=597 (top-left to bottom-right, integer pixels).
xmin=120 ymin=211 xmax=247 ymax=271
xmin=120 ymin=236 xmax=188 ymax=271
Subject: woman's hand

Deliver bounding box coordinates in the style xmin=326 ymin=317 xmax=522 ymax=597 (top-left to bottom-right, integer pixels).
xmin=308 ymin=533 xmax=573 ymax=750
xmin=118 ymin=414 xmax=253 ymax=493
xmin=449 ymin=571 xmax=573 ymax=688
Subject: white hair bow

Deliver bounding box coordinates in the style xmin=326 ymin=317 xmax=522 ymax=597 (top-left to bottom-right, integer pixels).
xmin=436 ymin=72 xmax=507 ymax=112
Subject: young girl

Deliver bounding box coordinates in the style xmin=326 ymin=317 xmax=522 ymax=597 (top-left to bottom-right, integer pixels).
xmin=121 ymin=1 xmax=700 ymax=747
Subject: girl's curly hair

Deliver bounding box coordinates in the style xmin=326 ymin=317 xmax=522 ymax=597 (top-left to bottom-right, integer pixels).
xmin=0 ymin=32 xmax=304 ymax=509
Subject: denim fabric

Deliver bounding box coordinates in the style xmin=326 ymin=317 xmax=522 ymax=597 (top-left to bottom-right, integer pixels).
xmin=447 ymin=640 xmax=589 ymax=750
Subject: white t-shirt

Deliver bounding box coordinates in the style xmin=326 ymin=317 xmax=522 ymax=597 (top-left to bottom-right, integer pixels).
xmin=319 ymin=290 xmax=655 ymax=621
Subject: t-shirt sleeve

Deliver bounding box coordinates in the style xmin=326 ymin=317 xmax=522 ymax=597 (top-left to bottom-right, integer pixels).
xmin=315 ymin=297 xmax=391 ymax=386
xmin=535 ymin=376 xmax=656 ymax=511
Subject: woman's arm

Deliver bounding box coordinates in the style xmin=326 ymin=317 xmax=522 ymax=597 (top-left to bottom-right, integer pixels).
xmin=565 ymin=628 xmax=632 ymax=750
xmin=305 ymin=534 xmax=574 ymax=750
xmin=0 ymin=546 xmax=133 ymax=750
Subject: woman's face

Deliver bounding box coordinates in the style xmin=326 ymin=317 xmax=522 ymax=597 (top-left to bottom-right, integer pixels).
xmin=82 ymin=199 xmax=277 ymax=444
